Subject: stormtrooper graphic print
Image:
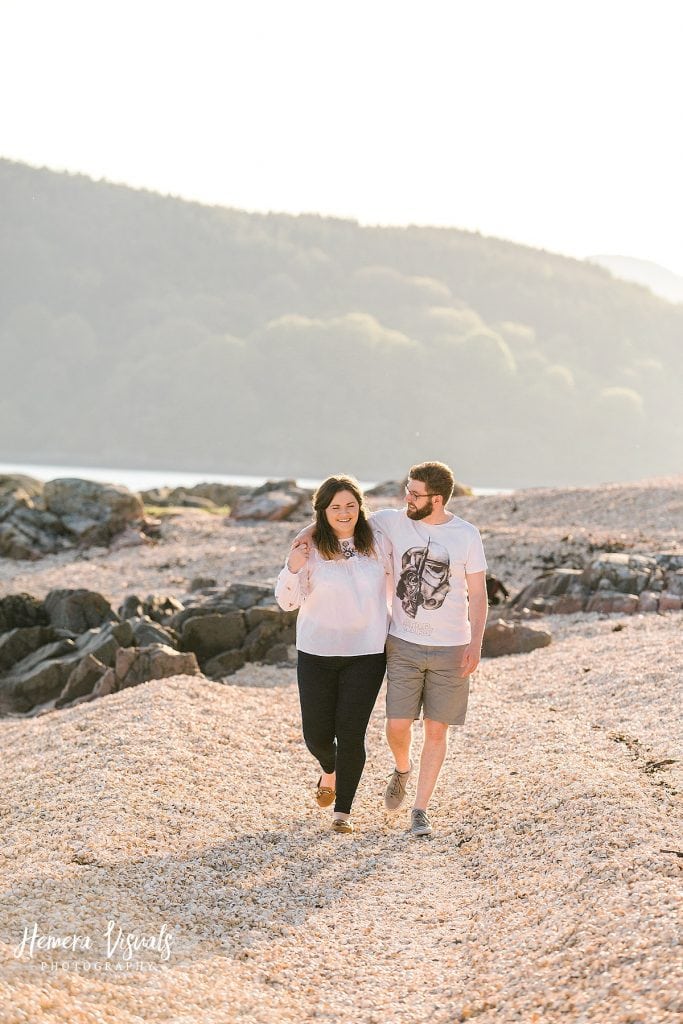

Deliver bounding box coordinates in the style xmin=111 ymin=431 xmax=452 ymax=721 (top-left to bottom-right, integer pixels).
xmin=396 ymin=539 xmax=451 ymax=619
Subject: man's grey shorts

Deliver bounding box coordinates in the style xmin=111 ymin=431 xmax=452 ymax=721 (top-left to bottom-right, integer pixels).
xmin=385 ymin=634 xmax=470 ymax=726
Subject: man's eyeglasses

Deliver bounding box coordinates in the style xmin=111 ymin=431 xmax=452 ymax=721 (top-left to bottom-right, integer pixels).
xmin=405 ymin=486 xmax=437 ymax=501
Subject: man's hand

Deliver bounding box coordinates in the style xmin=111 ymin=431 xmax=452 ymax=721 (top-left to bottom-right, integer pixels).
xmin=464 ymin=570 xmax=487 ymax=675
xmin=461 ymin=641 xmax=482 ymax=676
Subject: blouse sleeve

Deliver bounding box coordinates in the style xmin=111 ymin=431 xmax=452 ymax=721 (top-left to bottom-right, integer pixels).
xmin=274 ymin=550 xmax=312 ymax=610
xmin=274 ymin=565 xmax=303 ymax=611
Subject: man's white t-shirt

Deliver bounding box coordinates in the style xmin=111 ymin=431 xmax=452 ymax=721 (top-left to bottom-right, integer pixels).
xmin=371 ymin=508 xmax=487 ymax=646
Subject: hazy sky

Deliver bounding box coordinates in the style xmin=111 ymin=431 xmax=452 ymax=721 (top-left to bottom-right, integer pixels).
xmin=2 ymin=0 xmax=682 ymax=273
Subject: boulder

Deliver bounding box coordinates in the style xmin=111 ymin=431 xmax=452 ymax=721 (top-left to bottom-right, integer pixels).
xmin=244 ymin=606 xmax=297 ymax=629
xmin=181 ymin=613 xmax=247 ymax=662
xmin=585 ymin=592 xmax=639 ymax=615
xmin=482 ymin=620 xmax=552 ymax=658
xmin=55 ymin=654 xmax=108 ymax=708
xmin=0 ymin=593 xmax=48 ymax=632
xmin=0 ymin=474 xmax=44 ymax=501
xmin=190 ymin=576 xmax=217 ymax=592
xmin=129 ymin=616 xmax=178 ymax=649
xmin=42 ymin=478 xmax=144 ymax=545
xmin=0 ymin=626 xmax=63 ymax=673
xmin=142 ymin=594 xmax=184 ymax=623
xmin=0 ymin=521 xmax=54 ymax=559
xmin=637 ymin=591 xmax=660 ymax=613
xmin=74 ymin=620 xmax=135 ymax=664
xmin=232 ymin=489 xmax=304 ymax=522
xmin=204 ymin=650 xmax=247 ymax=677
xmin=93 ymin=644 xmax=201 ymax=696
xmin=1 ymin=643 xmax=79 ymax=709
xmin=119 ymin=595 xmax=144 ymax=619
xmin=581 ymin=554 xmax=660 ymax=595
xmin=262 ymin=643 xmax=296 ymax=665
xmin=663 ymin=570 xmax=683 ymax=597
xmin=44 ymin=589 xmax=118 ymax=633
xmin=242 ymin=619 xmax=296 ymax=661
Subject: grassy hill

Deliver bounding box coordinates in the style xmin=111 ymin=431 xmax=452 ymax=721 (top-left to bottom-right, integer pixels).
xmin=1 ymin=158 xmax=681 ymax=487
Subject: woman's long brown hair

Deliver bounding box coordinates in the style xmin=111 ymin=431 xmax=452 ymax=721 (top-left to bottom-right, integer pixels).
xmin=312 ymin=475 xmax=376 ymax=560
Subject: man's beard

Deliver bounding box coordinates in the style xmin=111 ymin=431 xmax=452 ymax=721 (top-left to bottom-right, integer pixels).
xmin=406 ymin=498 xmax=433 ymax=521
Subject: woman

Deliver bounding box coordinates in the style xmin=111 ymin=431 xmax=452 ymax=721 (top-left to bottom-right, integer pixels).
xmin=275 ymin=475 xmax=391 ymax=834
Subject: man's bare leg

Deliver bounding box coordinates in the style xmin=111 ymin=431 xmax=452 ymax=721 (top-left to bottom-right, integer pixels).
xmin=413 ymin=719 xmax=449 ymax=810
xmin=385 ymin=718 xmax=413 ymax=773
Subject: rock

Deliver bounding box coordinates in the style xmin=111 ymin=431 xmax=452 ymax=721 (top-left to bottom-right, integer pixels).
xmin=549 ymin=595 xmax=587 ymax=614
xmin=637 ymin=591 xmax=660 ymax=613
xmin=204 ymin=650 xmax=247 ymax=678
xmin=365 ymin=480 xmax=407 ymax=498
xmin=140 ymin=482 xmax=246 ymax=509
xmin=482 ymin=620 xmax=552 ymax=657
xmin=242 ymin=620 xmax=296 ymax=661
xmin=232 ymin=489 xmax=304 ymax=522
xmin=581 ymin=554 xmax=660 ymax=595
xmin=142 ymin=594 xmax=184 ymax=623
xmin=43 ymin=478 xmax=144 ymax=544
xmin=511 ymin=569 xmax=587 ymax=612
xmin=55 ymin=654 xmax=108 ymax=708
xmin=659 ymin=593 xmax=683 ymax=611
xmin=44 ymin=589 xmax=118 ymax=632
xmin=0 ymin=476 xmax=148 ymax=559
xmin=119 ymin=595 xmax=143 ymax=619
xmin=0 ymin=521 xmax=52 ymax=559
xmin=244 ymin=606 xmax=298 ymax=629
xmin=585 ymin=592 xmax=639 ymax=614
xmin=663 ymin=570 xmax=683 ymax=597
xmin=109 ymin=526 xmax=152 ymax=550
xmin=223 ymin=583 xmax=273 ymax=609
xmin=93 ymin=644 xmax=201 ymax=696
xmin=74 ymin=620 xmax=135 ymax=665
xmin=262 ymin=643 xmax=296 ymax=665
xmin=190 ymin=577 xmax=217 ymax=592
xmin=1 ymin=641 xmax=79 ymax=709
xmin=181 ymin=613 xmax=247 ymax=662
xmin=0 ymin=474 xmax=44 ymax=501
xmin=0 ymin=593 xmax=48 ymax=631
xmin=129 ymin=616 xmax=178 ymax=649
xmin=365 ymin=478 xmax=472 ymax=498
xmin=0 ymin=626 xmax=63 ymax=673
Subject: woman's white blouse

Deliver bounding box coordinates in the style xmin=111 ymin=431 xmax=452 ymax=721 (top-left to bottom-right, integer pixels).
xmin=274 ymin=534 xmax=393 ymax=657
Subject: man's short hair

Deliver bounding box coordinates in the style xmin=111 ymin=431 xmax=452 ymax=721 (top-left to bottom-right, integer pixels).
xmin=408 ymin=461 xmax=455 ymax=505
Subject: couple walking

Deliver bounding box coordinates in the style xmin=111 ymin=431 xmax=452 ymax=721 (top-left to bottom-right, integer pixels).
xmin=274 ymin=461 xmax=488 ymax=838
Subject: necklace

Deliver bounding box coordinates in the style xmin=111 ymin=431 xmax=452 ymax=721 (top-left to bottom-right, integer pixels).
xmin=339 ymin=537 xmax=357 ymax=559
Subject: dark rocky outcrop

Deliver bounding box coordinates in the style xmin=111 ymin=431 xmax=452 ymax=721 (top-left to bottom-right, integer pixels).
xmin=0 ymin=593 xmax=49 ymax=632
xmin=0 ymin=581 xmax=296 ymax=714
xmin=510 ymin=553 xmax=683 ymax=616
xmin=0 ymin=476 xmax=154 ymax=560
xmin=44 ymin=588 xmax=118 ymax=633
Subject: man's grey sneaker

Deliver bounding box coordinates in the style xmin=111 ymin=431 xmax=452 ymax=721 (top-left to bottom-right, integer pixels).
xmin=384 ymin=761 xmax=412 ymax=810
xmin=409 ymin=809 xmax=433 ymax=838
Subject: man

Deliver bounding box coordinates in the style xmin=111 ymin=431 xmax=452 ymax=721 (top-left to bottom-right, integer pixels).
xmin=371 ymin=461 xmax=488 ymax=838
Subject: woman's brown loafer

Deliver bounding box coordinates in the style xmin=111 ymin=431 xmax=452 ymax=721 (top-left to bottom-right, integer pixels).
xmin=315 ymin=776 xmax=335 ymax=808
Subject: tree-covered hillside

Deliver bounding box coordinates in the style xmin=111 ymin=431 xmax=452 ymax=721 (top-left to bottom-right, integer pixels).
xmin=1 ymin=159 xmax=681 ymax=486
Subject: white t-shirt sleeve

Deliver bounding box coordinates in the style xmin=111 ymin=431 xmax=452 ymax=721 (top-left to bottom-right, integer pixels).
xmin=465 ymin=528 xmax=488 ymax=574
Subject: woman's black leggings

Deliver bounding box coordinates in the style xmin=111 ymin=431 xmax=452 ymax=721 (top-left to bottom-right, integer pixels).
xmin=297 ymin=650 xmax=386 ymax=814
